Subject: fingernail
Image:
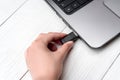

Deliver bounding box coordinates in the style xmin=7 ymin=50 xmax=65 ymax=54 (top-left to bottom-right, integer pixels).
xmin=67 ymin=41 xmax=74 ymax=46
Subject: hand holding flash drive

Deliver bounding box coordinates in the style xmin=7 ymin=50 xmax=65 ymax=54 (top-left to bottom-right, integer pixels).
xmin=60 ymin=32 xmax=79 ymax=44
xmin=48 ymin=32 xmax=78 ymax=50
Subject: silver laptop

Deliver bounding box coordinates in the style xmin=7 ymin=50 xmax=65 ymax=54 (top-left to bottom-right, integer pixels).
xmin=45 ymin=0 xmax=120 ymax=48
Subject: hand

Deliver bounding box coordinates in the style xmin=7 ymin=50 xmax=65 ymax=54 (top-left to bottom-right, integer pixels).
xmin=25 ymin=32 xmax=74 ymax=80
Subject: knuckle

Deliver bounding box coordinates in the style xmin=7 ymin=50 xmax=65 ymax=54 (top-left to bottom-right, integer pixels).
xmin=34 ymin=39 xmax=40 ymax=43
xmin=48 ymin=32 xmax=54 ymax=34
xmin=39 ymin=33 xmax=46 ymax=37
xmin=34 ymin=39 xmax=43 ymax=45
xmin=34 ymin=35 xmax=45 ymax=43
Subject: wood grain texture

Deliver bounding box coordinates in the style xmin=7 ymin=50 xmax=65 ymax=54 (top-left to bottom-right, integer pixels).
xmin=0 ymin=0 xmax=66 ymax=79
xmin=103 ymin=53 xmax=120 ymax=80
xmin=61 ymin=27 xmax=120 ymax=80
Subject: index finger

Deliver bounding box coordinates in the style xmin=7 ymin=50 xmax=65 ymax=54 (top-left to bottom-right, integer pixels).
xmin=46 ymin=32 xmax=66 ymax=44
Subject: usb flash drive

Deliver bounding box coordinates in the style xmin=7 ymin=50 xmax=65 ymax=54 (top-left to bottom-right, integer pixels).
xmin=60 ymin=32 xmax=79 ymax=44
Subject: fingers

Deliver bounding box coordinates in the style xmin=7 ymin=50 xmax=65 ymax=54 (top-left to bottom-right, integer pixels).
xmin=36 ymin=32 xmax=66 ymax=45
xmin=46 ymin=32 xmax=66 ymax=43
xmin=55 ymin=41 xmax=74 ymax=61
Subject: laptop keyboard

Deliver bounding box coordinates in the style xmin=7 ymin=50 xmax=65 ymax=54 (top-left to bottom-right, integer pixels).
xmin=53 ymin=0 xmax=93 ymax=14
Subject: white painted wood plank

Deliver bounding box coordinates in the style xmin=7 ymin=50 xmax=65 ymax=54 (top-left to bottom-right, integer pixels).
xmin=21 ymin=71 xmax=32 ymax=80
xmin=103 ymin=53 xmax=120 ymax=80
xmin=0 ymin=0 xmax=27 ymax=26
xmin=0 ymin=0 xmax=67 ymax=79
xmin=61 ymin=27 xmax=120 ymax=80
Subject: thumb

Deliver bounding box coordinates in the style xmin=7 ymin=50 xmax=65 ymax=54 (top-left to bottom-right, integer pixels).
xmin=56 ymin=41 xmax=74 ymax=61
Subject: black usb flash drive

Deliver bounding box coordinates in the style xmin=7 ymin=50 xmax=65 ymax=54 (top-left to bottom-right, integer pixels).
xmin=60 ymin=32 xmax=79 ymax=44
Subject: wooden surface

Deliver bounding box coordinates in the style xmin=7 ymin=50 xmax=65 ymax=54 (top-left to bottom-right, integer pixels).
xmin=0 ymin=0 xmax=120 ymax=80
xmin=0 ymin=0 xmax=27 ymax=26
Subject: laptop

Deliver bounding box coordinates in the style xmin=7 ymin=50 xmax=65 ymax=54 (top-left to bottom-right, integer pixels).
xmin=45 ymin=0 xmax=120 ymax=48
